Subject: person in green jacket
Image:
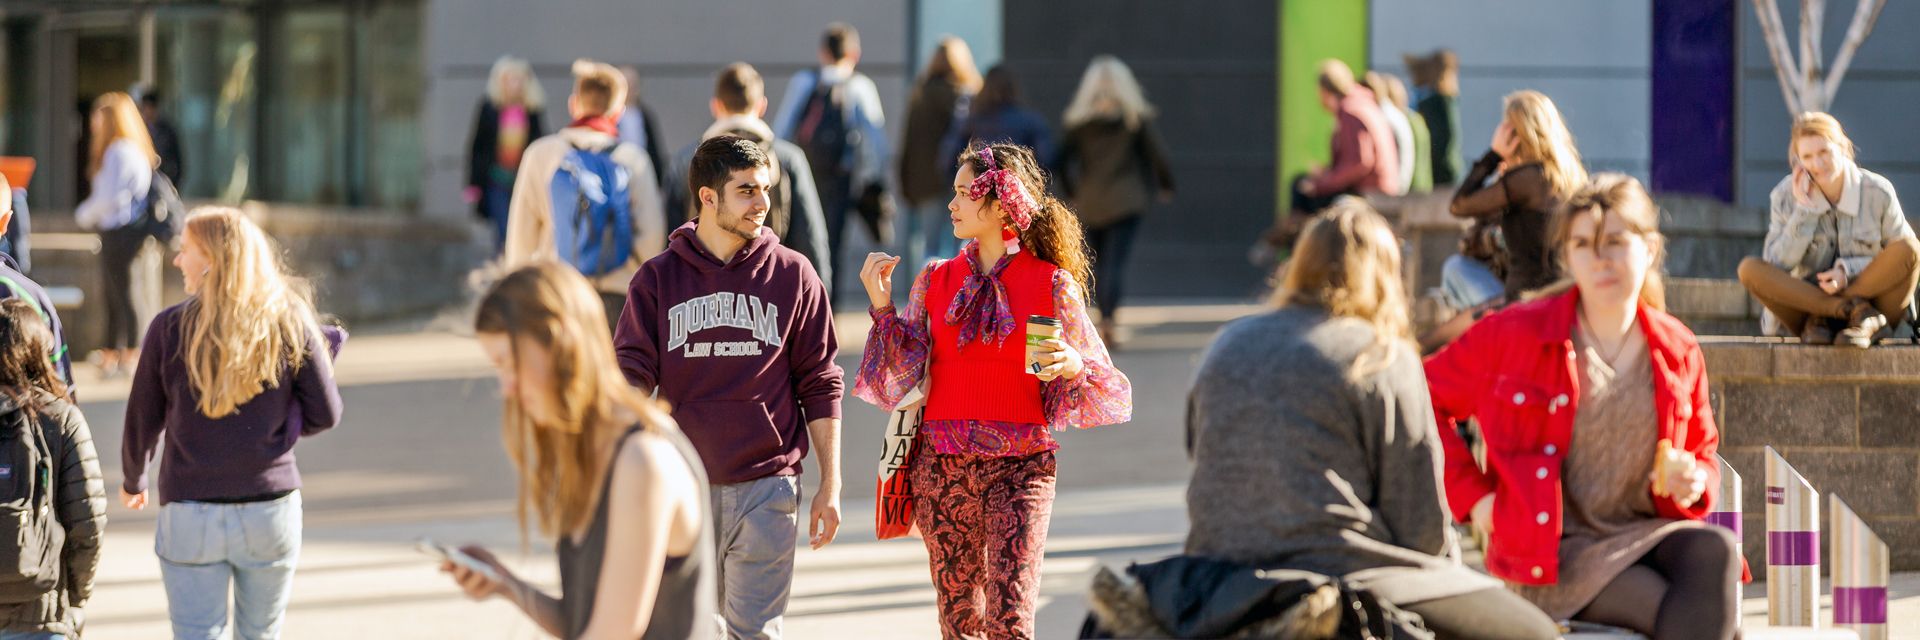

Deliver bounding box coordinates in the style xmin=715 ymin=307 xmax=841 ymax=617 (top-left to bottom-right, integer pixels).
xmin=1406 ymin=50 xmax=1463 ymax=186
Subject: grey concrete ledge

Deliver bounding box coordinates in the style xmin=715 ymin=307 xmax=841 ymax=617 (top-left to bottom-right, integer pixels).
xmin=1703 ymin=339 xmax=1920 ymax=381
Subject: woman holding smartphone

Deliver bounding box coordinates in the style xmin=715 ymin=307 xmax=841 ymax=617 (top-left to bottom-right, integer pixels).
xmin=443 ymin=262 xmax=715 ymax=640
xmin=1737 ymin=111 xmax=1919 ymax=347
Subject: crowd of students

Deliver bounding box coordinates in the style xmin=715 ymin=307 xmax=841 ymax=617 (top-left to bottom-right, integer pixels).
xmin=0 ymin=24 xmax=1908 ymax=640
xmin=1160 ymin=56 xmax=1904 ymax=640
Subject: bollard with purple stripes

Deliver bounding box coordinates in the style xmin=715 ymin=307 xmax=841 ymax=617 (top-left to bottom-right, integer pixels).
xmin=1709 ymin=454 xmax=1742 ymax=626
xmin=1765 ymin=447 xmax=1819 ymax=627
xmin=1830 ymin=495 xmax=1887 ymax=640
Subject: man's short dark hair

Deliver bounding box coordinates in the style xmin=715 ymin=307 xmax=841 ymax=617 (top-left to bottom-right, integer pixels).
xmin=688 ymin=135 xmax=771 ymax=206
xmin=822 ymin=23 xmax=859 ymax=62
xmin=714 ymin=63 xmax=765 ymax=114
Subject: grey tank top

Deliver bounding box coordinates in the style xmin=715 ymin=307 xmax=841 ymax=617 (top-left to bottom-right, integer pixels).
xmin=558 ymin=425 xmax=717 ymax=640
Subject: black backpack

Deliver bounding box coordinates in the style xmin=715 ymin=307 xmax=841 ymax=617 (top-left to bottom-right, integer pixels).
xmin=132 ymin=170 xmax=187 ymax=245
xmin=0 ymin=406 xmax=61 ymax=603
xmin=793 ymin=73 xmax=857 ymax=182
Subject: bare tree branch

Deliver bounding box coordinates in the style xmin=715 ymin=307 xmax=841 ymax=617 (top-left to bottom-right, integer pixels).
xmin=1753 ymin=0 xmax=1805 ymax=113
xmin=1823 ymin=0 xmax=1888 ymax=107
xmin=1800 ymin=0 xmax=1827 ymax=111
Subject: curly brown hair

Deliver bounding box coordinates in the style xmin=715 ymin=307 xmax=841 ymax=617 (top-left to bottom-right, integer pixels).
xmin=958 ymin=142 xmax=1094 ymax=299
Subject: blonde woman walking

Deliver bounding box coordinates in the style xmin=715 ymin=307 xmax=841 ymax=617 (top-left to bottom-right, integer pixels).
xmin=1056 ymin=56 xmax=1175 ymax=345
xmin=468 ymin=56 xmax=547 ymax=253
xmin=75 ymin=92 xmax=160 ymax=377
xmin=120 ymin=207 xmax=344 ymax=640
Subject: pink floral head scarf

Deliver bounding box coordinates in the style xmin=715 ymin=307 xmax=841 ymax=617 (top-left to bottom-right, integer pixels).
xmin=965 ymin=147 xmax=1039 ymax=231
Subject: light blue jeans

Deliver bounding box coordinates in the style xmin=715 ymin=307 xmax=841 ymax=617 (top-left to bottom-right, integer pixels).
xmin=711 ymin=475 xmax=800 ymax=640
xmin=155 ymin=492 xmax=302 ymax=640
xmin=1440 ymin=254 xmax=1505 ymax=312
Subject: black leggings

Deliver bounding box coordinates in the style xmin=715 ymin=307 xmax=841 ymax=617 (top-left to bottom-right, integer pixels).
xmin=97 ymin=227 xmax=146 ymax=350
xmin=1086 ymin=215 xmax=1143 ymax=319
xmin=1575 ymin=527 xmax=1742 ymax=640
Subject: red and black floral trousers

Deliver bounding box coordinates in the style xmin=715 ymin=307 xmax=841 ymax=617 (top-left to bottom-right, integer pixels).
xmin=910 ymin=449 xmax=1057 ymax=640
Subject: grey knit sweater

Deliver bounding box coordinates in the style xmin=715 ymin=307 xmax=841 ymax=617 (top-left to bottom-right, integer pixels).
xmin=1184 ymin=306 xmax=1457 ymax=578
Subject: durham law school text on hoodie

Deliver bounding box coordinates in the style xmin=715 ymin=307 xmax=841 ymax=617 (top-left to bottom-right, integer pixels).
xmin=613 ymin=222 xmax=843 ymax=485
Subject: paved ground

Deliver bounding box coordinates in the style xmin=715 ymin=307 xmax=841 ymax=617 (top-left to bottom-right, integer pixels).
xmin=67 ymin=303 xmax=1919 ymax=638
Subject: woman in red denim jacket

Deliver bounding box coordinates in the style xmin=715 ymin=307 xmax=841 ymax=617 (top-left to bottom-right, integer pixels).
xmin=1424 ymin=174 xmax=1741 ymax=639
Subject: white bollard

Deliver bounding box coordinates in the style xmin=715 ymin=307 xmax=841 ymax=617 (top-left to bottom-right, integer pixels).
xmin=1710 ymin=455 xmax=1743 ymax=626
xmin=1765 ymin=447 xmax=1819 ymax=627
xmin=1829 ymin=496 xmax=1888 ymax=640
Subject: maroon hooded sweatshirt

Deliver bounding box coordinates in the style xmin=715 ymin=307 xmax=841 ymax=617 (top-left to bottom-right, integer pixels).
xmin=1310 ymin=87 xmax=1399 ymax=197
xmin=614 ymin=221 xmax=843 ymax=485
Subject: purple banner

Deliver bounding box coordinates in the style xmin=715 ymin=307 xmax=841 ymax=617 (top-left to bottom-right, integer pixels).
xmin=1650 ymin=0 xmax=1735 ymax=201
xmin=1767 ymin=486 xmax=1785 ymax=505
xmin=1767 ymin=531 xmax=1820 ymax=566
xmin=1705 ymin=512 xmax=1742 ymax=535
xmin=1833 ymin=586 xmax=1889 ymax=624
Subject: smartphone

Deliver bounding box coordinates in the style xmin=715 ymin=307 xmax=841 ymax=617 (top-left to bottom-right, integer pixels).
xmin=416 ymin=537 xmax=504 ymax=584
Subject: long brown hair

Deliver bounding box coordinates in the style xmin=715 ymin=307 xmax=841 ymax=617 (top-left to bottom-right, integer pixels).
xmin=1273 ymin=199 xmax=1411 ymax=381
xmin=918 ymin=36 xmax=982 ymax=94
xmin=474 ymin=262 xmax=670 ymax=540
xmin=959 ymin=142 xmax=1093 ymax=297
xmin=0 ymin=298 xmax=68 ymax=404
xmin=180 ymin=208 xmax=320 ymax=418
xmin=972 ymin=65 xmax=1023 ymax=116
xmin=1545 ymin=173 xmax=1667 ymax=311
xmin=88 ymin=92 xmax=160 ymax=178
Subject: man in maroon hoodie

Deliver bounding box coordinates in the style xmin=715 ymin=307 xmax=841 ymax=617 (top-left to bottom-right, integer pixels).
xmin=614 ymin=135 xmax=842 ymax=639
xmin=1292 ymin=59 xmax=1399 ymax=215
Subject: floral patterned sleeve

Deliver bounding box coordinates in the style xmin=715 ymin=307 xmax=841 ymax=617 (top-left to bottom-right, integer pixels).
xmin=1044 ymin=270 xmax=1132 ymax=428
xmin=852 ymin=261 xmax=940 ymax=410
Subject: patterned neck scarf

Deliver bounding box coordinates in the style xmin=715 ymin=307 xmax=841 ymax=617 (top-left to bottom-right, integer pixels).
xmin=943 ymin=242 xmax=1018 ymax=347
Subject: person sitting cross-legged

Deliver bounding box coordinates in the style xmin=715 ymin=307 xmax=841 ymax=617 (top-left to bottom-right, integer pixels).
xmin=1737 ymin=111 xmax=1920 ymax=348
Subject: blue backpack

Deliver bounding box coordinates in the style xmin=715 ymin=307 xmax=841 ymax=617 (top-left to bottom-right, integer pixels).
xmin=549 ymin=143 xmax=634 ymax=277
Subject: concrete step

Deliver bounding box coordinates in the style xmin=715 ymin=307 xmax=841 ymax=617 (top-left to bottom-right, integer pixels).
xmin=1668 ymin=277 xmax=1763 ymax=336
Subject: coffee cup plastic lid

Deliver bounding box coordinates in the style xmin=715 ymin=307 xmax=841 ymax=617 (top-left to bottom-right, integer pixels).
xmin=1026 ymin=315 xmax=1060 ymax=326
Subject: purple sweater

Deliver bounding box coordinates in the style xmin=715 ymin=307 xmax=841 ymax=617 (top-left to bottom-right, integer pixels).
xmin=121 ymin=303 xmax=345 ymax=505
xmin=614 ymin=223 xmax=843 ymax=485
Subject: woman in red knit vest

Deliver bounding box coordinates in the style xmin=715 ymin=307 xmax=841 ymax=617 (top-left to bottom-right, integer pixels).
xmin=855 ymin=142 xmax=1132 ymax=639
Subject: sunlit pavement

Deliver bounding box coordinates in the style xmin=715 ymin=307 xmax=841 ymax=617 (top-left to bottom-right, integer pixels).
xmin=71 ymin=305 xmax=1917 ymax=638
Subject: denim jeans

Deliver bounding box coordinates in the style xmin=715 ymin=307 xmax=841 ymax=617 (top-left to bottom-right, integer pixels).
xmin=1086 ymin=216 xmax=1144 ymax=319
xmin=0 ymin=632 xmax=65 ymax=639
xmin=1440 ymin=254 xmax=1505 ymax=312
xmin=710 ymin=475 xmax=799 ymax=640
xmin=484 ymin=184 xmax=514 ymax=255
xmin=155 ymin=492 xmax=302 ymax=640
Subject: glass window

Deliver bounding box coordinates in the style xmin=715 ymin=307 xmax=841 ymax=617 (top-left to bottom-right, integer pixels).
xmin=264 ymin=5 xmax=350 ymax=205
xmin=358 ymin=0 xmax=423 ymax=210
xmin=155 ymin=9 xmax=257 ymax=202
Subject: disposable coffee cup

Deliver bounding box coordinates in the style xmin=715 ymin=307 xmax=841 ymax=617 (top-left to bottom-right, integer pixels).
xmin=1025 ymin=315 xmax=1062 ymax=375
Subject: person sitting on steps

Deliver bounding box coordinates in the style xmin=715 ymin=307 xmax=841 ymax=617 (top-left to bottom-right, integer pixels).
xmin=1737 ymin=111 xmax=1918 ymax=348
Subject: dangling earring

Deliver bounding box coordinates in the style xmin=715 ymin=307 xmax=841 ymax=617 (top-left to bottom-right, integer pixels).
xmin=1002 ymin=225 xmax=1021 ymax=255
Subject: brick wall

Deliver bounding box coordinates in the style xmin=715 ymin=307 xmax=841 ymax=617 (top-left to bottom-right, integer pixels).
xmin=1703 ymin=340 xmax=1920 ymax=570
